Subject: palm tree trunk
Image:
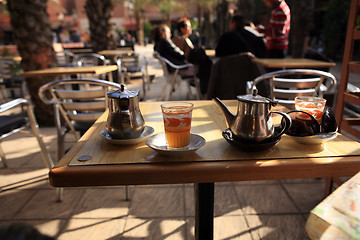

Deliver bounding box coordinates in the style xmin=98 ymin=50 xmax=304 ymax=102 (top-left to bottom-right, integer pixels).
xmin=7 ymin=0 xmax=57 ymax=125
xmin=135 ymin=11 xmax=144 ymax=46
xmin=85 ymin=0 xmax=116 ymax=52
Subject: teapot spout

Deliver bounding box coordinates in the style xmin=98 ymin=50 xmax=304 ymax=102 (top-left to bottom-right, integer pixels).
xmin=213 ymin=97 xmax=236 ymax=128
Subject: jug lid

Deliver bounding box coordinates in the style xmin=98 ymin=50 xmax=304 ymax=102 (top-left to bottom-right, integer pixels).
xmin=107 ymin=84 xmax=139 ymax=99
xmin=237 ymin=89 xmax=275 ymax=105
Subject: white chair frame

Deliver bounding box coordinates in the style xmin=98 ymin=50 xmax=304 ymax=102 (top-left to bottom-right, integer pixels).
xmin=251 ymin=69 xmax=337 ymax=108
xmin=153 ymin=51 xmax=201 ymax=101
xmin=39 ymin=79 xmax=129 ymax=201
xmin=0 ymin=98 xmax=53 ymax=169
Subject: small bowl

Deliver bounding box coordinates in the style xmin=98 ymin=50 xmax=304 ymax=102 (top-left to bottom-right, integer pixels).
xmin=287 ymin=132 xmax=337 ymax=145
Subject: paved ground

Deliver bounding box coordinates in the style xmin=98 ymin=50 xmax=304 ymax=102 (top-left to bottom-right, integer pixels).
xmin=0 ymin=44 xmax=356 ymax=239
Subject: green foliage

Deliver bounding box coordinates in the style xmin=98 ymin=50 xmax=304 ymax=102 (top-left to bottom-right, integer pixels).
xmin=159 ymin=0 xmax=179 ymax=17
xmin=143 ymin=21 xmax=153 ymax=38
xmin=197 ymin=0 xmax=217 ymax=11
xmin=190 ymin=18 xmax=198 ymax=30
xmin=323 ymin=0 xmax=349 ymax=50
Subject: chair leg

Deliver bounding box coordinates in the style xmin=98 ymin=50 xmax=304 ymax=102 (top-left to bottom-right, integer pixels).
xmin=125 ymin=186 xmax=129 ymax=201
xmin=194 ymin=77 xmax=201 ymax=100
xmin=144 ymin=57 xmax=150 ymax=91
xmin=26 ymin=104 xmax=54 ymax=169
xmin=0 ymin=85 xmax=8 ymax=103
xmin=186 ymin=80 xmax=194 ymax=100
xmin=56 ymin=187 xmax=64 ymax=202
xmin=165 ymin=71 xmax=179 ymax=101
xmin=159 ymin=76 xmax=169 ymax=101
xmin=142 ymin=72 xmax=146 ymax=98
xmin=0 ymin=142 xmax=8 ymax=168
xmin=324 ymin=177 xmax=334 ymax=197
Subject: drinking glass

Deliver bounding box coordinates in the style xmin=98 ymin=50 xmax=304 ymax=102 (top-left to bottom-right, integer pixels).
xmin=295 ymin=96 xmax=326 ymax=123
xmin=161 ymin=102 xmax=194 ymax=148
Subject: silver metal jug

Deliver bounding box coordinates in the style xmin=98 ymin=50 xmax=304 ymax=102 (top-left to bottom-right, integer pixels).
xmin=106 ymin=84 xmax=145 ymax=139
xmin=214 ymin=89 xmax=291 ymax=142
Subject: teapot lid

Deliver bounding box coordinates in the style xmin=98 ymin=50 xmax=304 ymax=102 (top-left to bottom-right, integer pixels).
xmin=237 ymin=89 xmax=274 ymax=104
xmin=107 ymin=84 xmax=139 ymax=98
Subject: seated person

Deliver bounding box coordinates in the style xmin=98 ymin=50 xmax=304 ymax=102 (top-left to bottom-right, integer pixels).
xmin=152 ymin=24 xmax=211 ymax=94
xmin=215 ymin=14 xmax=267 ymax=58
xmin=173 ymin=18 xmax=194 ymax=58
xmin=152 ymin=24 xmax=195 ymax=76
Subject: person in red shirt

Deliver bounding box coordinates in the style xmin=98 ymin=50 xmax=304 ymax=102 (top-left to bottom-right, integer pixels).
xmin=257 ymin=0 xmax=291 ymax=58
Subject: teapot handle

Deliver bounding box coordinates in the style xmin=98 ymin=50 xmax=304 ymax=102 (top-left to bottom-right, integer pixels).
xmin=271 ymin=111 xmax=292 ymax=138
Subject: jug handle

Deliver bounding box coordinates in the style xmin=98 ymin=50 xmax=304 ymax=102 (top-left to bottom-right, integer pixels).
xmin=271 ymin=111 xmax=292 ymax=138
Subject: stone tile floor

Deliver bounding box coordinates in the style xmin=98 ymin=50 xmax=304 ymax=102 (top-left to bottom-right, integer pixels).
xmin=0 ymin=44 xmax=356 ymax=239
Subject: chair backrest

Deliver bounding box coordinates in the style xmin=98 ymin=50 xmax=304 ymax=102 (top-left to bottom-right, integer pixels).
xmin=206 ymin=52 xmax=268 ymax=100
xmin=121 ymin=52 xmax=140 ymax=70
xmin=73 ymin=53 xmax=107 ymax=67
xmin=153 ymin=51 xmax=171 ymax=79
xmin=56 ymin=50 xmax=75 ymax=67
xmin=38 ymin=79 xmax=121 ymax=134
xmin=252 ymin=69 xmax=337 ymax=108
xmin=153 ymin=51 xmax=192 ymax=77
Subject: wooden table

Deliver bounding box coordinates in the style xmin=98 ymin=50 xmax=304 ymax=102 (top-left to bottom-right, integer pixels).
xmin=98 ymin=49 xmax=135 ymax=58
xmin=98 ymin=49 xmax=147 ymax=90
xmin=49 ymin=100 xmax=360 ymax=240
xmin=306 ymin=171 xmax=360 ymax=239
xmin=21 ymin=65 xmax=118 ymax=82
xmin=0 ymin=56 xmax=22 ymax=61
xmin=252 ymin=58 xmax=336 ymax=69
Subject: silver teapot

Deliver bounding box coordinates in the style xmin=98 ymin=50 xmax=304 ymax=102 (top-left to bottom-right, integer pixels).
xmin=106 ymin=85 xmax=145 ymax=139
xmin=214 ymin=89 xmax=291 ymax=142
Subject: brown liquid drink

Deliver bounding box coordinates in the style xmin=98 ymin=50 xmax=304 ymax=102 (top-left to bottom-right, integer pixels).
xmin=161 ymin=102 xmax=193 ymax=148
xmin=295 ymin=97 xmax=326 ymax=124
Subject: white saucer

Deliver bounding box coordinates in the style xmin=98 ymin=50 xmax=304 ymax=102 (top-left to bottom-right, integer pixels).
xmin=99 ymin=126 xmax=154 ymax=145
xmin=145 ymin=133 xmax=206 ymax=156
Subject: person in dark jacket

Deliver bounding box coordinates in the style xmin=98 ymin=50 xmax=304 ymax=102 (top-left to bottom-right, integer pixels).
xmin=152 ymin=24 xmax=211 ymax=94
xmin=215 ymin=14 xmax=267 ymax=58
xmin=152 ymin=24 xmax=190 ymax=73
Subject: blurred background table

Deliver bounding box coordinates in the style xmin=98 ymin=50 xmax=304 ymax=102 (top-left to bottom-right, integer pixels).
xmin=252 ymin=58 xmax=336 ymax=69
xmin=21 ymin=65 xmax=117 ymax=81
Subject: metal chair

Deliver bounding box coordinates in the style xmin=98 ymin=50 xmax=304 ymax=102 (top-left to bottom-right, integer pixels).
xmin=0 ymin=98 xmax=53 ymax=169
xmin=73 ymin=53 xmax=107 ymax=67
xmin=118 ymin=52 xmax=149 ymax=98
xmin=56 ymin=50 xmax=75 ymax=67
xmin=251 ymin=69 xmax=337 ymax=108
xmin=38 ymin=79 xmax=129 ymax=201
xmin=73 ymin=53 xmax=109 ymax=79
xmin=0 ymin=59 xmax=27 ymax=103
xmin=153 ymin=51 xmax=201 ymax=101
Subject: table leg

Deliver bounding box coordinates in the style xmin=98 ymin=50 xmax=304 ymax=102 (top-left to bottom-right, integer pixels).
xmin=194 ymin=182 xmax=214 ymax=240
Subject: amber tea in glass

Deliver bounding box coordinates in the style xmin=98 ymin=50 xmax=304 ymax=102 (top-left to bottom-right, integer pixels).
xmin=161 ymin=102 xmax=193 ymax=148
